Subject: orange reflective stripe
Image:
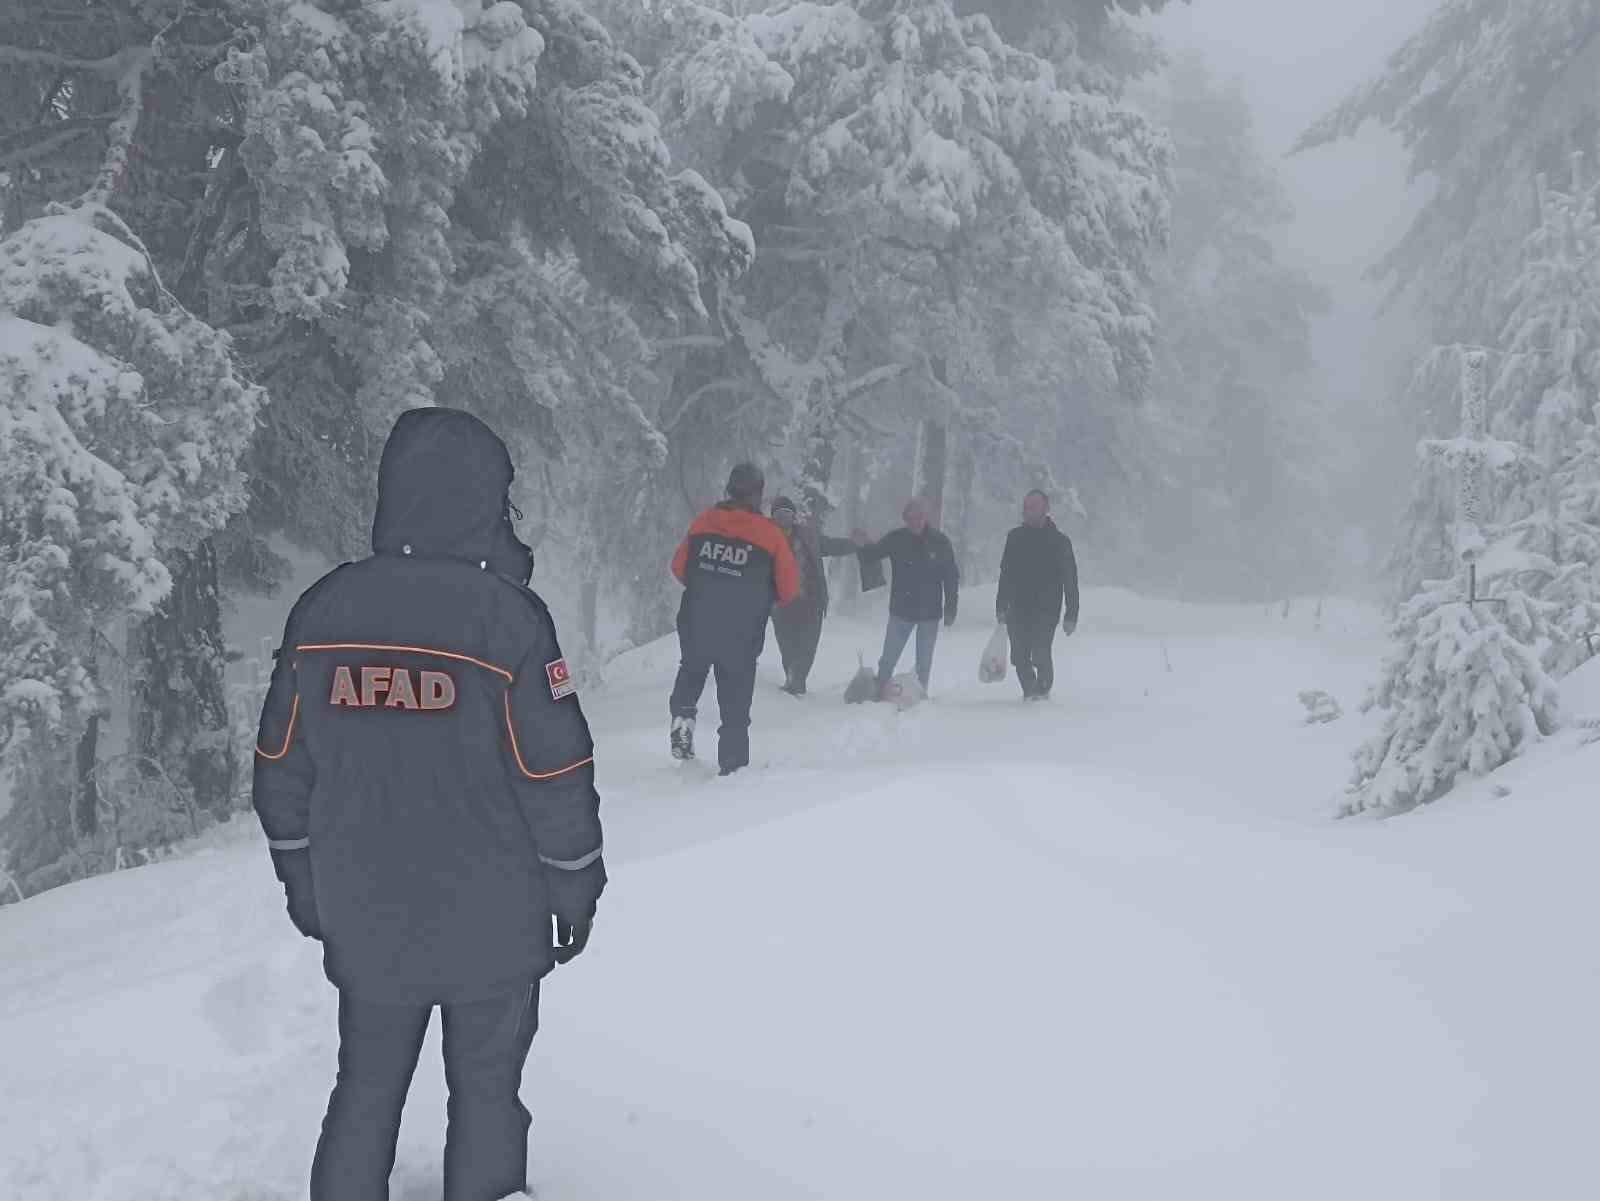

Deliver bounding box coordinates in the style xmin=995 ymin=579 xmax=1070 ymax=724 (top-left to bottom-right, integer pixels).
xmin=296 ymin=642 xmax=513 ymax=682
xmin=255 ymin=694 xmax=299 ymax=760
xmin=503 ymin=692 xmax=594 ymax=781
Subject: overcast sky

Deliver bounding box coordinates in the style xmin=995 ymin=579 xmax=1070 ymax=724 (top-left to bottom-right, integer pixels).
xmin=1142 ymin=0 xmax=1442 ymax=412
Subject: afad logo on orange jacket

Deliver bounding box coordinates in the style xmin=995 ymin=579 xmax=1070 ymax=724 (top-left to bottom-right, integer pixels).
xmin=329 ymin=665 xmax=456 ymax=710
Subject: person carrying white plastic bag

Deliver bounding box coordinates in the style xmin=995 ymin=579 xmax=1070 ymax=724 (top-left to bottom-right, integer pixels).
xmin=979 ymin=622 xmax=1009 ymax=683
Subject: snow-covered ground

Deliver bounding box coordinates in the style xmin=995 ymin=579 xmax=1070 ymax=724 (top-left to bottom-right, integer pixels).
xmin=3 ymin=586 xmax=1598 ymax=1200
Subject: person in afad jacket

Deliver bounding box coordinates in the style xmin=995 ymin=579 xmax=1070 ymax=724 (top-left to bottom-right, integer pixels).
xmin=769 ymin=494 xmax=858 ymax=696
xmin=670 ymin=463 xmax=800 ymax=774
xmin=252 ymin=408 xmax=605 ymax=1201
xmin=996 ymin=489 xmax=1080 ymax=701
xmin=853 ymin=497 xmax=960 ymax=697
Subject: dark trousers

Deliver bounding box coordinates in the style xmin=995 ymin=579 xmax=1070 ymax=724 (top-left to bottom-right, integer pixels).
xmin=1010 ymin=618 xmax=1057 ymax=697
xmin=311 ymin=984 xmax=540 ymax=1201
xmin=772 ymin=604 xmax=825 ymax=689
xmin=670 ymin=648 xmax=759 ymax=772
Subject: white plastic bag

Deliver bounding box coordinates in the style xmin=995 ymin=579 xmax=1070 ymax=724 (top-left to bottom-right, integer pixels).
xmin=881 ymin=673 xmax=926 ymax=709
xmin=979 ymin=623 xmax=1009 ymax=683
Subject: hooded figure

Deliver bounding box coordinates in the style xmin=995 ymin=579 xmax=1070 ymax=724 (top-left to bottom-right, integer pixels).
xmin=768 ymin=494 xmax=858 ymax=695
xmin=253 ymin=407 xmax=604 ymax=1201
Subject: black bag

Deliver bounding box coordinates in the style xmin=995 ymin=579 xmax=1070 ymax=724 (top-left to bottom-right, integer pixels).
xmin=844 ymin=657 xmax=878 ymax=704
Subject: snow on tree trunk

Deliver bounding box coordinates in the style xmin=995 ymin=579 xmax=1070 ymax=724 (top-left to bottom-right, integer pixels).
xmin=798 ymin=379 xmax=840 ymax=522
xmin=1455 ymin=348 xmax=1489 ymax=582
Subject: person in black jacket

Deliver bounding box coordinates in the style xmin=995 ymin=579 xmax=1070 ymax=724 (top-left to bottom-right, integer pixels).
xmin=996 ymin=489 xmax=1080 ymax=700
xmin=670 ymin=464 xmax=801 ymax=774
xmin=769 ymin=494 xmax=858 ymax=696
xmin=252 ymin=408 xmax=605 ymax=1201
xmin=854 ymin=497 xmax=960 ymax=695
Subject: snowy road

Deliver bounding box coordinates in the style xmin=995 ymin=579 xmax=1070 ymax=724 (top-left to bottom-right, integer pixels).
xmin=3 ymin=587 xmax=1597 ymax=1200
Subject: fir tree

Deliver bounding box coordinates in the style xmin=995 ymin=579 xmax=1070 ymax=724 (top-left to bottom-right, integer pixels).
xmin=0 ymin=202 xmax=260 ymax=890
xmin=1348 ymin=350 xmax=1559 ymax=816
xmin=1486 ymin=158 xmax=1600 ymax=675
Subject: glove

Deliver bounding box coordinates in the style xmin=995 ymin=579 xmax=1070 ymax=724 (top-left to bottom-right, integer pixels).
xmin=1062 ymin=617 xmax=1077 ymax=636
xmin=944 ymin=598 xmax=958 ymax=628
xmin=271 ymin=848 xmax=322 ymax=941
xmin=553 ymin=916 xmax=593 ymax=965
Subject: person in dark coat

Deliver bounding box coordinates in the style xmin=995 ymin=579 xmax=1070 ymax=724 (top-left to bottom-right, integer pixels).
xmin=995 ymin=489 xmax=1080 ymax=700
xmin=252 ymin=408 xmax=606 ymax=1201
xmin=769 ymin=495 xmax=858 ymax=696
xmin=854 ymin=497 xmax=960 ymax=695
xmin=669 ymin=464 xmax=801 ymax=774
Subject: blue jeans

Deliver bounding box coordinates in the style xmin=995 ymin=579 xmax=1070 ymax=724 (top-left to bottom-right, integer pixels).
xmin=878 ymin=616 xmax=940 ymax=690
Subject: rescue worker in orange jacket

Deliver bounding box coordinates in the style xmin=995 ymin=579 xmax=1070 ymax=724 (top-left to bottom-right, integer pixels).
xmin=669 ymin=463 xmax=800 ymax=774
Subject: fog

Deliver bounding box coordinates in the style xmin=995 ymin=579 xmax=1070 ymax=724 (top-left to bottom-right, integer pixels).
xmin=1152 ymin=0 xmax=1435 ymax=407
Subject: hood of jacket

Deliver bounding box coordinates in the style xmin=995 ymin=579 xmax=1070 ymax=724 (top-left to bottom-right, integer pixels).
xmin=371 ymin=408 xmax=527 ymax=576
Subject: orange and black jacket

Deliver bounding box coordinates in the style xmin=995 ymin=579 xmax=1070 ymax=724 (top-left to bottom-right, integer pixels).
xmin=252 ymin=408 xmax=604 ymax=1005
xmin=671 ymin=501 xmax=801 ymax=657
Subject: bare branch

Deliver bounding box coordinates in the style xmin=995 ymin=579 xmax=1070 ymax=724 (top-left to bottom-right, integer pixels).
xmin=838 ymin=361 xmax=907 ymax=403
xmin=80 ymin=48 xmax=154 ymax=206
xmin=0 ymin=43 xmax=146 ymax=77
xmin=0 ymin=121 xmax=102 ymax=169
xmin=650 ymin=335 xmax=726 ymax=352
xmin=663 ymin=377 xmax=749 ymax=431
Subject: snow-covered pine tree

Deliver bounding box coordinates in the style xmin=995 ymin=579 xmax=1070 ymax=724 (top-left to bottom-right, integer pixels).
xmin=1486 ymin=157 xmax=1600 ymax=675
xmin=441 ymin=0 xmax=754 ymax=647
xmin=0 ymin=202 xmax=260 ymax=892
xmin=1297 ymin=0 xmax=1600 ymax=355
xmin=1347 ymin=350 xmax=1559 ymax=816
xmin=608 ymin=0 xmax=1171 ymax=543
xmin=1297 ymin=2 xmax=1600 ymax=613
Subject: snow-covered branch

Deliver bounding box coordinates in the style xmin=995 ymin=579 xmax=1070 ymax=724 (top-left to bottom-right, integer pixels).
xmin=80 ymin=48 xmax=154 ymax=206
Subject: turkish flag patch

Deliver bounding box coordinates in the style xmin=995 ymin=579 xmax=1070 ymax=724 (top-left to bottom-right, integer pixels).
xmin=546 ymin=658 xmax=576 ymax=700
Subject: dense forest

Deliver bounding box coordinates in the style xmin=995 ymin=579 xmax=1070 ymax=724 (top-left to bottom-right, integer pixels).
xmin=5 ymin=0 xmax=1600 ymax=891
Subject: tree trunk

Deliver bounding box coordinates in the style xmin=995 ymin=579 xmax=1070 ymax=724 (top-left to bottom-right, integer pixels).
xmin=917 ymin=355 xmax=953 ymax=526
xmin=798 ymin=379 xmax=840 ymax=519
xmin=832 ymin=438 xmax=866 ymax=609
xmin=581 ymin=579 xmax=600 ymax=654
xmin=914 ymin=417 xmax=948 ymax=526
xmin=948 ymin=431 xmax=978 ymax=581
xmin=73 ymin=712 xmax=100 ymax=840
xmin=131 ymin=540 xmax=238 ymax=822
xmin=1457 ymin=349 xmax=1489 ymax=597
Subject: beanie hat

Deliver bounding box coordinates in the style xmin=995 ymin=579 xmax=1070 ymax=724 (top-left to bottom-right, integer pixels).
xmin=726 ymin=462 xmax=765 ymax=504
